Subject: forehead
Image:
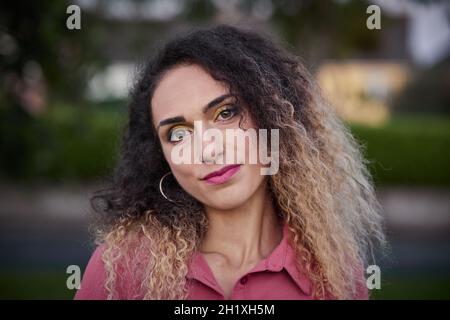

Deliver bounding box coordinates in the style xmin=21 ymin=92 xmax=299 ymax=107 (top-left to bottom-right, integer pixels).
xmin=151 ymin=64 xmax=228 ymax=124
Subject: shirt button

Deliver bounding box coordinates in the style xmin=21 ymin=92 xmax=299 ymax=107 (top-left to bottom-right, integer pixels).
xmin=240 ymin=276 xmax=248 ymax=285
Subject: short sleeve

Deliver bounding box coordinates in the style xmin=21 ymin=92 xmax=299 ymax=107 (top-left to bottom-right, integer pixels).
xmin=355 ymin=278 xmax=369 ymax=300
xmin=353 ymin=263 xmax=369 ymax=300
xmin=74 ymin=244 xmax=108 ymax=300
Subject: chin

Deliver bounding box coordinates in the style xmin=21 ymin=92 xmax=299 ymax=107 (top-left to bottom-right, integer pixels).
xmin=200 ymin=185 xmax=256 ymax=210
xmin=204 ymin=198 xmax=249 ymax=211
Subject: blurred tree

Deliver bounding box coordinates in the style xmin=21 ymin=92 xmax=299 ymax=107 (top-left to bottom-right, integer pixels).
xmin=0 ymin=1 xmax=105 ymax=179
xmin=393 ymin=56 xmax=450 ymax=115
xmin=270 ymin=0 xmax=383 ymax=65
xmin=0 ymin=1 xmax=105 ymax=106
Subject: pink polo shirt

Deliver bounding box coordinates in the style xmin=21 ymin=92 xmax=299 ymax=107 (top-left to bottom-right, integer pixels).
xmin=74 ymin=222 xmax=368 ymax=300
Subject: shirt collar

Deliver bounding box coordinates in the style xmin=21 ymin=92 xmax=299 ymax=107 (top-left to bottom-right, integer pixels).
xmin=186 ymin=221 xmax=312 ymax=296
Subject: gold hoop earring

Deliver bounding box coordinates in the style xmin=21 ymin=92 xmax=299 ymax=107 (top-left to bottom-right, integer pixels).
xmin=159 ymin=172 xmax=176 ymax=203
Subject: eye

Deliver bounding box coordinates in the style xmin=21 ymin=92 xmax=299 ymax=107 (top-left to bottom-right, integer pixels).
xmin=168 ymin=126 xmax=192 ymax=143
xmin=214 ymin=105 xmax=238 ymax=122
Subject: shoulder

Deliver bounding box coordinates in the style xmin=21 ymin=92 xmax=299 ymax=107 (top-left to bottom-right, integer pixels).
xmin=74 ymin=236 xmax=151 ymax=300
xmin=74 ymin=244 xmax=109 ymax=300
xmin=353 ymin=262 xmax=369 ymax=300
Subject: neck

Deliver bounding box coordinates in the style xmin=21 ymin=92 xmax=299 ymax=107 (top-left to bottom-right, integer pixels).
xmin=200 ymin=182 xmax=282 ymax=268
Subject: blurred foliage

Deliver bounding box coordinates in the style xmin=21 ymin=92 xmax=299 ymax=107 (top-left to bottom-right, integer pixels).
xmin=1 ymin=103 xmax=450 ymax=186
xmin=270 ymin=0 xmax=384 ymax=63
xmin=393 ymin=56 xmax=450 ymax=115
xmin=182 ymin=0 xmax=217 ymax=22
xmin=0 ymin=0 xmax=448 ymax=185
xmin=0 ymin=103 xmax=124 ymax=182
xmin=371 ymin=274 xmax=450 ymax=299
xmin=0 ymin=271 xmax=75 ymax=299
xmin=351 ymin=115 xmax=450 ymax=186
xmin=0 ymin=1 xmax=105 ymax=103
xmin=0 ymin=1 xmax=107 ymax=179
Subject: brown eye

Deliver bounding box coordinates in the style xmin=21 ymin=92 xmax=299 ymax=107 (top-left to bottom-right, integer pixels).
xmin=168 ymin=126 xmax=192 ymax=142
xmin=215 ymin=106 xmax=237 ymax=121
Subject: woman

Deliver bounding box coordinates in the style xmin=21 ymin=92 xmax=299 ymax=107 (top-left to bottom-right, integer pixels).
xmin=75 ymin=24 xmax=385 ymax=300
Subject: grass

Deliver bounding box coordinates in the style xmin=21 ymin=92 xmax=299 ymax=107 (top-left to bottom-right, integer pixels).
xmin=371 ymin=274 xmax=450 ymax=300
xmin=0 ymin=271 xmax=75 ymax=300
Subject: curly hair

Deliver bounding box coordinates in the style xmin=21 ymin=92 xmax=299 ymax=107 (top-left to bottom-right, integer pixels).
xmin=90 ymin=24 xmax=386 ymax=300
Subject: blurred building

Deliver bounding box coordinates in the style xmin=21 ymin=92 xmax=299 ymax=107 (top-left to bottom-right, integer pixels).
xmin=316 ymin=61 xmax=410 ymax=126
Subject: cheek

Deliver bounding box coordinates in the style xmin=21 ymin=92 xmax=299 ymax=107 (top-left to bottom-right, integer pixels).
xmin=162 ymin=143 xmax=199 ymax=193
xmin=246 ymin=163 xmax=266 ymax=187
xmin=162 ymin=144 xmax=194 ymax=181
xmin=167 ymin=162 xmax=203 ymax=200
xmin=226 ymin=119 xmax=261 ymax=165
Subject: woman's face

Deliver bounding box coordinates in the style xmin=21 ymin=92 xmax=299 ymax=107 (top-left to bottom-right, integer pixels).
xmin=150 ymin=63 xmax=266 ymax=210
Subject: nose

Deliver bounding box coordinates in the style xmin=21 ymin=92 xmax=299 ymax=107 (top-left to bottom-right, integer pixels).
xmin=202 ymin=154 xmax=216 ymax=164
xmin=199 ymin=125 xmax=225 ymax=165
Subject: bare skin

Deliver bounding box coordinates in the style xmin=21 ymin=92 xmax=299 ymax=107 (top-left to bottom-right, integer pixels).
xmin=151 ymin=63 xmax=283 ymax=299
xmin=200 ymin=181 xmax=283 ymax=299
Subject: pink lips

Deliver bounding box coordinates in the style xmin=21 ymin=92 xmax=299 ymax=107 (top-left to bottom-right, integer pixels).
xmin=202 ymin=164 xmax=241 ymax=185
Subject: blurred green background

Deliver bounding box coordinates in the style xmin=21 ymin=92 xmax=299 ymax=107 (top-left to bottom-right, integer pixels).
xmin=1 ymin=0 xmax=449 ymax=299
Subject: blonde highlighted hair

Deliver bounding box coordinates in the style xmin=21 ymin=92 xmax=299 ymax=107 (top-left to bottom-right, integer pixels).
xmin=91 ymin=24 xmax=386 ymax=300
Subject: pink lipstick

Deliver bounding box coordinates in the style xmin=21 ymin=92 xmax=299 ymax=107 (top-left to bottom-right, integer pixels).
xmin=202 ymin=164 xmax=241 ymax=185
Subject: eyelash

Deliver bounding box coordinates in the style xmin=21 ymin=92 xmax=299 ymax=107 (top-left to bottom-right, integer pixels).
xmin=166 ymin=104 xmax=240 ymax=143
xmin=213 ymin=104 xmax=239 ymax=122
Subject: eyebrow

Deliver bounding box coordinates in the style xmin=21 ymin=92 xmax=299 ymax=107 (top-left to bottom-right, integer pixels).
xmin=156 ymin=116 xmax=186 ymax=132
xmin=156 ymin=93 xmax=234 ymax=131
